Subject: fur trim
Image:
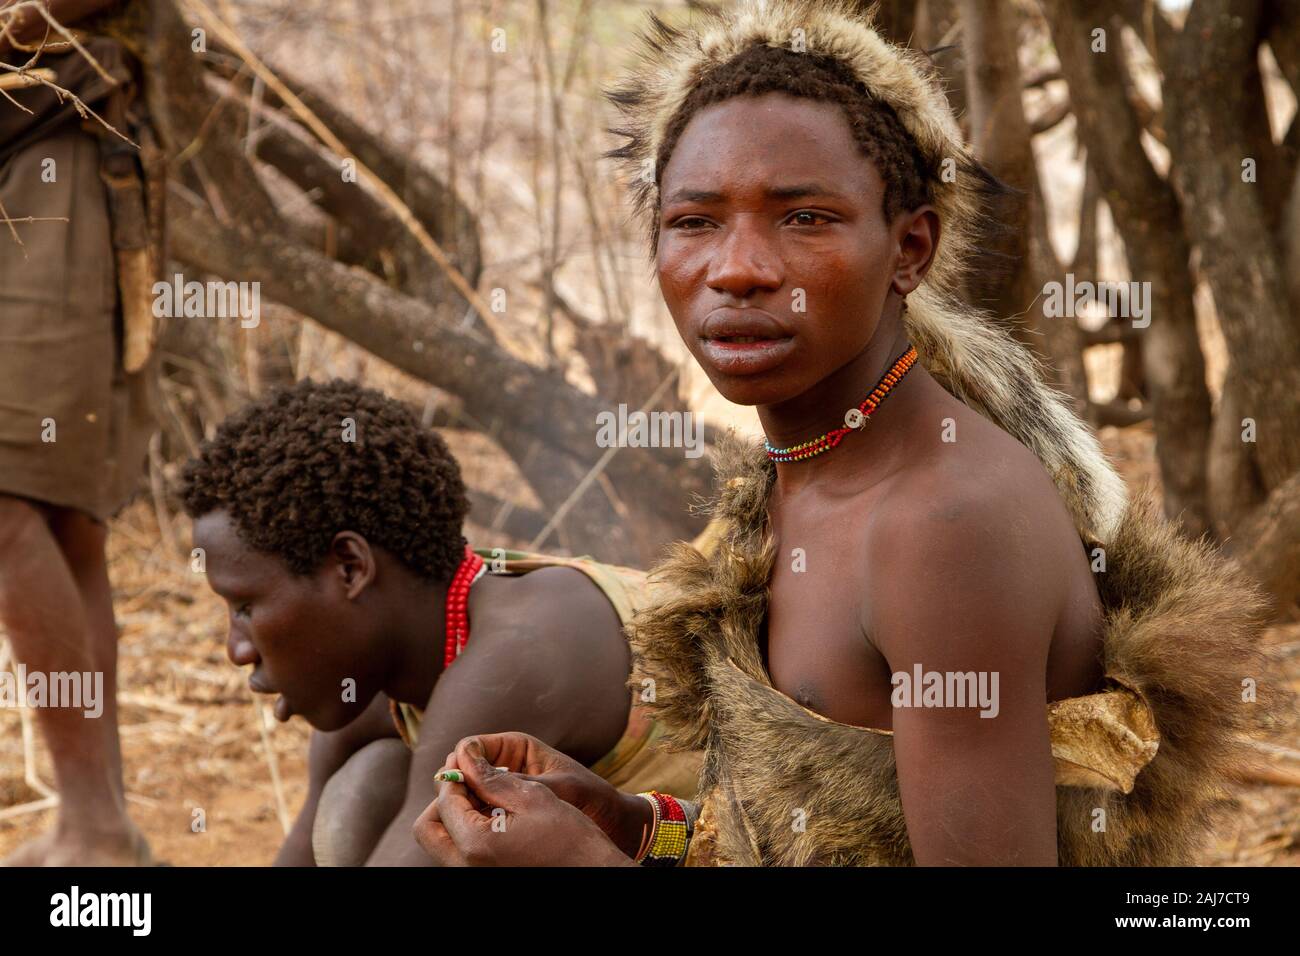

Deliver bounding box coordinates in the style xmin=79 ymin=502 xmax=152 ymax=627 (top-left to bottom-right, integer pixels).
xmin=605 ymin=0 xmax=978 ymax=290
xmin=629 ymin=434 xmax=1277 ymax=865
xmin=605 ymin=0 xmax=1127 ymax=541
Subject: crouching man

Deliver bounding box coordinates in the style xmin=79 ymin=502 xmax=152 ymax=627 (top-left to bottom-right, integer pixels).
xmin=180 ymin=378 xmax=699 ymax=866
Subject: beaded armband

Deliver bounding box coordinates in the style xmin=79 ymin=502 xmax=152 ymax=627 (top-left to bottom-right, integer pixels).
xmin=635 ymin=791 xmax=695 ymax=867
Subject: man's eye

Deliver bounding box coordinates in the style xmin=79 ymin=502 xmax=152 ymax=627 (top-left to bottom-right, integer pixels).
xmin=669 ymin=216 xmax=712 ymax=230
xmin=787 ymin=210 xmax=832 ymax=226
xmin=235 ymin=603 xmax=252 ymax=618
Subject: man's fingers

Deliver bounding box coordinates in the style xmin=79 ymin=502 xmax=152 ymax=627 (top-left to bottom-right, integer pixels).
xmin=434 ymin=778 xmax=499 ymax=850
xmin=512 ymin=771 xmax=582 ymax=806
xmin=454 ymin=734 xmax=526 ymax=772
xmin=412 ymin=800 xmax=467 ymax=866
xmin=455 ymin=742 xmax=530 ymax=806
xmin=453 ymin=732 xmax=563 ymax=776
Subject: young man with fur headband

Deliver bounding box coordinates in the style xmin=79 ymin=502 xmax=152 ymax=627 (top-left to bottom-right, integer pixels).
xmin=413 ymin=0 xmax=1274 ymax=866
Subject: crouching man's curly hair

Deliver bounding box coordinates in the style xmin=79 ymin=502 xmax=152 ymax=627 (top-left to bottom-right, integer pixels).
xmin=180 ymin=378 xmax=469 ymax=582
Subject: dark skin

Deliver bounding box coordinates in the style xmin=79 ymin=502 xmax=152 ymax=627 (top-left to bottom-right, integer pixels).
xmin=417 ymin=92 xmax=1106 ymax=866
xmin=0 ymin=497 xmax=145 ymax=866
xmin=192 ymin=510 xmax=634 ymax=866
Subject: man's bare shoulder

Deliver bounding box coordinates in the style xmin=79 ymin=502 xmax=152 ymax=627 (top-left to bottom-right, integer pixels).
xmin=861 ymin=413 xmax=1081 ymax=644
xmin=484 ymin=565 xmax=622 ymax=643
xmin=418 ymin=564 xmax=631 ymax=764
xmin=457 ymin=565 xmax=628 ymax=700
xmin=865 ymin=455 xmax=1047 ymax=575
xmin=874 ymin=403 xmax=1075 ymax=544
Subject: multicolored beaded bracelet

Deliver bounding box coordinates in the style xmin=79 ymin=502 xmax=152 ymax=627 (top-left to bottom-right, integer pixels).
xmin=636 ymin=791 xmax=691 ymax=866
xmin=764 ymin=344 xmax=919 ymax=463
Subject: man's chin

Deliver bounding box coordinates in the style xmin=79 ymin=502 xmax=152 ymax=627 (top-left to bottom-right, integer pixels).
xmin=707 ymin=369 xmax=801 ymax=409
xmin=270 ymin=693 xmax=295 ymax=723
xmin=298 ymin=703 xmax=357 ymax=733
xmin=268 ymin=693 xmax=324 ymax=729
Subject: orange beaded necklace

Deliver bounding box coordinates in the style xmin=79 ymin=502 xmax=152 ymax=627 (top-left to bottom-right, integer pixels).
xmin=764 ymin=344 xmax=919 ymax=463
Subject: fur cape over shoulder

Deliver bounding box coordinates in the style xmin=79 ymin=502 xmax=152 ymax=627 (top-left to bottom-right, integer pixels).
xmin=609 ymin=0 xmax=1281 ymax=866
xmin=629 ymin=435 xmax=1277 ymax=866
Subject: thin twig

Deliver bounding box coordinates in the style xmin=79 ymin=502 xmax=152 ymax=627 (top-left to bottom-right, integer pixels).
xmin=0 ymin=795 xmax=58 ymax=823
xmin=0 ymin=5 xmax=135 ymax=147
xmin=0 ymin=215 xmax=68 ymax=224
xmin=0 ymin=193 xmax=26 ymax=253
xmin=0 ymin=64 xmax=53 ymax=92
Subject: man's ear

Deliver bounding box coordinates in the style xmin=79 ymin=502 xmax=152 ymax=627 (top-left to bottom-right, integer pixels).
xmin=892 ymin=205 xmax=941 ymax=296
xmin=328 ymin=531 xmax=376 ymax=600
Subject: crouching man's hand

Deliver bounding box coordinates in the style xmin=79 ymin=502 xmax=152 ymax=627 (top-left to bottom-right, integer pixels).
xmin=413 ymin=733 xmax=646 ymax=866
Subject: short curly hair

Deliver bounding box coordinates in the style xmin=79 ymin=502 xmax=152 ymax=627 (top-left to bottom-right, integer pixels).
xmin=180 ymin=378 xmax=469 ymax=582
xmin=648 ymin=42 xmax=935 ymax=252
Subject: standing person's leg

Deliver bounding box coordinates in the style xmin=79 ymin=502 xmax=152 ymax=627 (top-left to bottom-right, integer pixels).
xmin=0 ymin=497 xmax=145 ymax=865
xmin=0 ymin=125 xmax=155 ymax=864
xmin=49 ymin=509 xmax=125 ymax=800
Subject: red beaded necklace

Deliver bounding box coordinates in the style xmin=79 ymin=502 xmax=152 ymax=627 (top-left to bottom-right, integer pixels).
xmin=443 ymin=544 xmax=486 ymax=667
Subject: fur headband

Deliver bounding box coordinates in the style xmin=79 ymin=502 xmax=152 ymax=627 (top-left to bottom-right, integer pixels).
xmin=605 ymin=0 xmax=1129 ymax=543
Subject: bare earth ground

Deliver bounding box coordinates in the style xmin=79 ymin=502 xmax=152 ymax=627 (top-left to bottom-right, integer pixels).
xmin=0 ymin=425 xmax=1296 ymax=866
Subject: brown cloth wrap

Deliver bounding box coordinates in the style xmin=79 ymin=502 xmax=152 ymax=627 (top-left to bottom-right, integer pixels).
xmin=0 ymin=38 xmax=158 ymax=520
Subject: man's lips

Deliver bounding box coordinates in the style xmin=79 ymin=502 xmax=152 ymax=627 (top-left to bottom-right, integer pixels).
xmin=248 ymin=673 xmax=294 ymax=720
xmin=698 ymin=336 xmax=796 ymax=376
xmin=698 ymin=309 xmax=794 ymax=375
xmin=700 ymin=307 xmax=791 ymax=341
xmin=248 ymin=674 xmax=273 ymax=695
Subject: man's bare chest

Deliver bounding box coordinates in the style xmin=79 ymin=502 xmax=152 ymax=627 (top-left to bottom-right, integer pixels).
xmin=764 ymin=513 xmax=896 ymax=730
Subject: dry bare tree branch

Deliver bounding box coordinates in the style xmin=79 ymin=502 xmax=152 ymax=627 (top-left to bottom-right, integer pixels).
xmin=1229 ymin=470 xmax=1300 ymax=615
xmin=166 ymin=200 xmax=707 ymax=541
xmin=1029 ymin=95 xmax=1071 ymax=135
xmin=181 ymin=0 xmax=510 ymax=350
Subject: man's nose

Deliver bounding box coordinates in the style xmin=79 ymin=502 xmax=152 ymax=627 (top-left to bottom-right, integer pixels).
xmin=226 ymin=625 xmax=258 ymax=667
xmin=706 ymin=219 xmax=783 ymax=298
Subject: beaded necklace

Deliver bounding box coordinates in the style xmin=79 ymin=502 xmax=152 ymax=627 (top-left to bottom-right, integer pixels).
xmin=764 ymin=344 xmax=918 ymax=463
xmin=443 ymin=544 xmax=487 ymax=667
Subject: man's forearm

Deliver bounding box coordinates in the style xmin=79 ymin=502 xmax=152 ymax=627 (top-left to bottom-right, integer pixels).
xmin=0 ymin=0 xmax=120 ymax=54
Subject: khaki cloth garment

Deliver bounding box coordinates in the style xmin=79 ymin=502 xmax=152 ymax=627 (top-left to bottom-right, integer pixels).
xmin=0 ymin=124 xmax=156 ymax=519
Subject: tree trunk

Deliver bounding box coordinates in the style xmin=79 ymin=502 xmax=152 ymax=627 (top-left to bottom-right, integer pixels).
xmin=1165 ymin=0 xmax=1300 ymax=508
xmin=960 ymin=0 xmax=1089 ymax=409
xmin=1046 ymin=0 xmax=1213 ymax=537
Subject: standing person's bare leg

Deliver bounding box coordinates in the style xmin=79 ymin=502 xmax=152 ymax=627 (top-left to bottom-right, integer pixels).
xmin=50 ymin=509 xmax=126 ymax=802
xmin=0 ymin=496 xmax=145 ymax=866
